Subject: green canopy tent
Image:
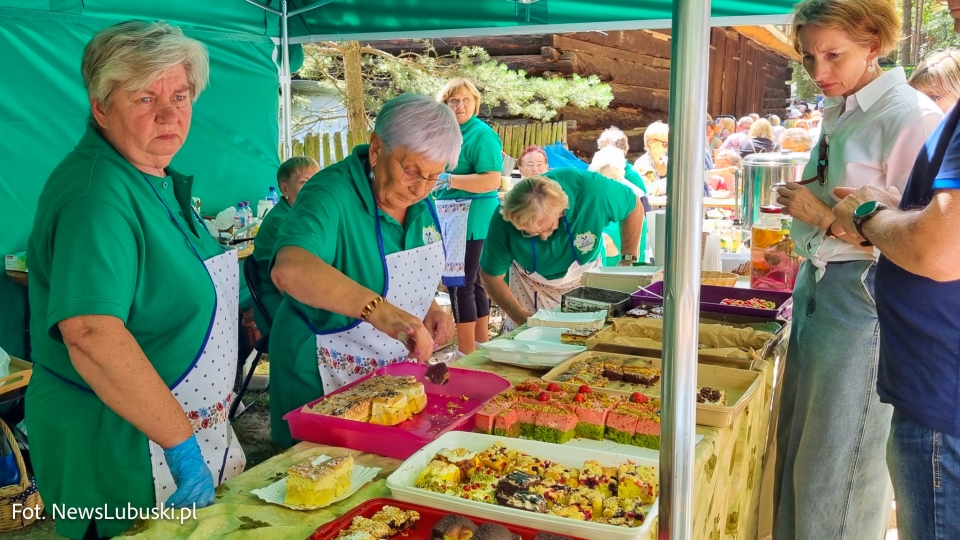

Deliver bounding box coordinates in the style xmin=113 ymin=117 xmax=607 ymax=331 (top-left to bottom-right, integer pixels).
xmin=0 ymin=1 xmax=796 ymax=535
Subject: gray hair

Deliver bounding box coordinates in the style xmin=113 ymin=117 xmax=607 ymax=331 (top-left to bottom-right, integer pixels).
xmin=597 ymin=126 xmax=629 ymax=153
xmin=374 ymin=93 xmax=462 ymax=168
xmin=81 ymin=20 xmax=209 ymax=111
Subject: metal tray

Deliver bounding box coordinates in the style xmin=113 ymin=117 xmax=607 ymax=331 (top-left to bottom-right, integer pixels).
xmin=561 ymin=286 xmax=632 ymax=319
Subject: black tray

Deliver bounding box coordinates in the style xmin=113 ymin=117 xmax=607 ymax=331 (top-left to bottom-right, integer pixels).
xmin=561 ymin=286 xmax=632 ymax=319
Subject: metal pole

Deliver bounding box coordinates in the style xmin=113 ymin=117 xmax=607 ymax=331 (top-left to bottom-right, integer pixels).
xmin=659 ymin=0 xmax=711 ymax=536
xmin=280 ymin=0 xmax=293 ymax=160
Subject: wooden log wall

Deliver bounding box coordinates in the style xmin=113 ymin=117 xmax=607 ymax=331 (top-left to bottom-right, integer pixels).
xmin=363 ymin=28 xmax=793 ymax=160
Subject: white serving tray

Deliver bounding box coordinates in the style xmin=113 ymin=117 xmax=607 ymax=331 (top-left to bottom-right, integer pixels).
xmin=527 ymin=309 xmax=606 ymax=330
xmin=480 ymin=339 xmax=585 ymax=368
xmin=513 ymin=326 xmax=567 ymax=344
xmin=386 ymin=431 xmax=659 ymax=540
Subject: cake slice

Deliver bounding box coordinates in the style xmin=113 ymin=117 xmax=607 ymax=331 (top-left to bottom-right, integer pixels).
xmin=474 ymin=400 xmax=509 ymax=434
xmin=533 ymin=406 xmax=578 ymax=444
xmin=514 ymin=403 xmax=541 ymax=438
xmin=395 ymin=379 xmax=428 ymax=414
xmin=309 ymin=395 xmax=372 ymax=422
xmin=559 ymin=328 xmax=598 ymax=346
xmin=617 ymin=463 xmax=658 ymax=505
xmin=416 ymin=459 xmax=461 ymax=493
xmin=284 ymin=455 xmax=354 ymax=508
xmin=632 ymin=402 xmax=662 ymax=450
xmin=370 ymin=505 xmax=420 ymax=535
xmin=478 ymin=442 xmax=513 ymax=473
xmin=500 ymin=490 xmax=548 ymax=513
xmin=342 ymin=517 xmax=391 ymax=539
xmin=568 ymin=486 xmax=605 ymax=515
xmin=622 ymin=364 xmax=661 ymax=386
xmin=578 ymin=460 xmax=618 ymax=498
xmin=369 ymin=390 xmax=410 ymax=425
xmin=599 ymin=356 xmax=625 ymax=381
xmin=493 ymin=408 xmax=521 ymax=438
xmin=605 ymin=404 xmax=640 ymax=446
xmin=530 ymin=479 xmax=573 ymax=508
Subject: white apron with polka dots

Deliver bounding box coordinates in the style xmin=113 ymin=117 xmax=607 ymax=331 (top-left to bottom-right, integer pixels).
xmin=316 ymin=240 xmax=445 ymax=393
xmin=503 ymin=257 xmax=602 ymax=332
xmin=147 ymin=249 xmax=246 ymax=507
xmin=435 ymin=198 xmax=471 ymax=288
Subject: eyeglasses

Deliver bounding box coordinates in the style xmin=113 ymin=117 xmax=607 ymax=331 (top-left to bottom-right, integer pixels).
xmin=929 ymin=94 xmax=942 ymax=103
xmin=391 ymin=150 xmax=441 ymax=186
xmin=520 ymin=211 xmax=566 ymax=238
xmin=649 ymin=139 xmax=669 ymax=148
xmin=447 ymin=97 xmax=473 ymax=108
xmin=798 ymin=133 xmax=829 ymax=186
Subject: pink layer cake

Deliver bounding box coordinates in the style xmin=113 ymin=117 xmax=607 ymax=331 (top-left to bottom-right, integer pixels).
xmin=605 ymin=405 xmax=639 ymax=446
xmin=494 ymin=408 xmax=520 ymax=438
xmin=534 ymin=407 xmax=578 ymax=444
xmin=475 ymin=401 xmax=511 ymax=435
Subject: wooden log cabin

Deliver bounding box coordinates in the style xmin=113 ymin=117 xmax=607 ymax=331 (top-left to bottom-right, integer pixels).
xmin=364 ymin=27 xmax=799 ymax=160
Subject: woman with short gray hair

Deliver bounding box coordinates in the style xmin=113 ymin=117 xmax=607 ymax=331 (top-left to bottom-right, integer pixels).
xmin=26 ymin=20 xmax=243 ymax=539
xmin=268 ymin=93 xmax=458 ymax=447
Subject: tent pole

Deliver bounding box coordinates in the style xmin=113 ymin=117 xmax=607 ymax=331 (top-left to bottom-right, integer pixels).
xmin=659 ymin=0 xmax=711 ymax=536
xmin=280 ymin=0 xmax=293 ymax=160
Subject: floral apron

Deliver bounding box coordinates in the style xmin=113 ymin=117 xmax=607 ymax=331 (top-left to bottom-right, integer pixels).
xmin=435 ymin=195 xmax=498 ymax=287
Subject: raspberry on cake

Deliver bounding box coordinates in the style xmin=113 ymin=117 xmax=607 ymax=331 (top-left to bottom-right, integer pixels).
xmin=578 ymin=460 xmax=618 ymax=498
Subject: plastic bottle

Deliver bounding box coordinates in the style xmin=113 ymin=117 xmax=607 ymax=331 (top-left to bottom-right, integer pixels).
xmin=244 ymin=202 xmax=254 ymax=224
xmin=234 ymin=202 xmax=245 ymax=230
xmin=266 ymin=186 xmax=280 ymax=205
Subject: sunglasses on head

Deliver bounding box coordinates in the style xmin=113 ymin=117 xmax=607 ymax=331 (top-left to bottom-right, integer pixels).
xmin=797 ymin=133 xmax=829 ymax=186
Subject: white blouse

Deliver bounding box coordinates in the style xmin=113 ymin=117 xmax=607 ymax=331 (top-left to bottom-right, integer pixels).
xmin=791 ymin=67 xmax=943 ymax=271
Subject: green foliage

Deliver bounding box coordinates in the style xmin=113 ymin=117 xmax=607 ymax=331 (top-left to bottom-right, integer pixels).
xmin=299 ymin=40 xmax=613 ymax=123
xmin=920 ymin=6 xmax=960 ymax=58
xmin=789 ymin=60 xmax=820 ymax=101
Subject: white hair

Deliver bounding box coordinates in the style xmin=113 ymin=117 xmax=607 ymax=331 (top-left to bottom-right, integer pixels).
xmin=374 ymin=93 xmax=462 ymax=168
xmin=597 ymin=126 xmax=629 ymax=153
xmin=81 ymin=20 xmax=209 ymax=110
xmin=589 ymin=146 xmax=627 ymax=174
xmin=642 ymin=121 xmax=670 ymax=148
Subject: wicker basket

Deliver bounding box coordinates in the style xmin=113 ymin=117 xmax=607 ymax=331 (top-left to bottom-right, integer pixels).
xmin=0 ymin=419 xmax=43 ymax=531
xmin=701 ymin=271 xmax=738 ymax=287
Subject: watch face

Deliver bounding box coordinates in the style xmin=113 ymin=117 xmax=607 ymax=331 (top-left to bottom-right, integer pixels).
xmin=854 ymin=200 xmax=878 ymax=219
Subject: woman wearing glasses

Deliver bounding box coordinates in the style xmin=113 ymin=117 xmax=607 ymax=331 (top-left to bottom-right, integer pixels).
xmin=632 ymin=121 xmax=669 ymax=196
xmin=434 ymin=78 xmax=504 ymax=357
xmin=267 ymin=94 xmax=458 ymax=447
xmin=909 ymin=48 xmax=960 ymax=113
xmin=772 ymin=0 xmax=942 ymax=537
xmin=479 ymin=170 xmax=644 ymax=331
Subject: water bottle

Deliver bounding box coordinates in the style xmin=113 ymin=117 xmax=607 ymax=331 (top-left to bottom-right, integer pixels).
xmin=266 ymin=186 xmax=280 ymax=206
xmin=243 ymin=202 xmax=254 ymax=224
xmin=234 ymin=202 xmax=245 ymax=230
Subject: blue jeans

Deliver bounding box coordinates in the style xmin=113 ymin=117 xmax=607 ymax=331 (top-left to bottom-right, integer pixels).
xmin=888 ymin=410 xmax=960 ymax=540
xmin=773 ymin=259 xmax=893 ymax=540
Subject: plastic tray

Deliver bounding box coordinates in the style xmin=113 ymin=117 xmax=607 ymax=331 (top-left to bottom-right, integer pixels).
xmin=0 ymin=357 xmax=32 ymax=402
xmin=541 ymin=351 xmax=761 ymax=428
xmin=308 ymin=498 xmax=591 ymax=540
xmin=561 ymin=287 xmax=632 ymax=319
xmin=632 ymin=281 xmax=793 ymax=321
xmin=386 ymin=431 xmax=659 ymax=540
xmin=480 ymin=340 xmax=585 ymax=368
xmin=581 ymin=265 xmax=664 ymax=293
xmin=284 ymin=363 xmax=512 ymax=460
xmin=526 ymin=309 xmax=606 ymax=330
xmin=513 ymin=326 xmax=567 ymax=344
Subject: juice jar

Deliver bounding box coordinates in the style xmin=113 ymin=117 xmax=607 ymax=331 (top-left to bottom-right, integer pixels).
xmin=751 ymin=206 xmax=799 ymax=291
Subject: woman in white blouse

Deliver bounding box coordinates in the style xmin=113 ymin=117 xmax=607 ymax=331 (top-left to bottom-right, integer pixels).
xmin=772 ymin=0 xmax=943 ymax=538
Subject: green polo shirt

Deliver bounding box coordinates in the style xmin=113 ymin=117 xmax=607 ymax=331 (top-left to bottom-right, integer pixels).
xmin=251 ymin=196 xmax=292 ymax=332
xmin=268 ymin=144 xmax=442 ymax=446
xmin=435 ymin=115 xmax=503 ymax=240
xmin=480 ymin=168 xmax=637 ymax=281
xmin=25 ymin=122 xmax=223 ymax=539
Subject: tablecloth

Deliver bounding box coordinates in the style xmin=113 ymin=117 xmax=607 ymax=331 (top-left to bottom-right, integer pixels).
xmin=126 ymin=327 xmax=786 ymax=540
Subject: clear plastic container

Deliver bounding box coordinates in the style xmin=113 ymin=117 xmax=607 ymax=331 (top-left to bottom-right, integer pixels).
xmin=750 ymin=206 xmax=800 ymax=292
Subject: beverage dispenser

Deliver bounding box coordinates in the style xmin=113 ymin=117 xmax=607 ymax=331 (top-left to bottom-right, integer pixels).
xmin=739 ymin=152 xmax=810 ymax=230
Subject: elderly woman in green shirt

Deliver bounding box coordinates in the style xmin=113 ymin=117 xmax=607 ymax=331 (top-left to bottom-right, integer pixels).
xmin=268 ymin=94 xmax=458 ymax=447
xmin=479 ymin=170 xmax=645 ymax=331
xmin=26 ymin=21 xmax=243 ymax=540
xmin=434 ymin=78 xmax=504 ymax=356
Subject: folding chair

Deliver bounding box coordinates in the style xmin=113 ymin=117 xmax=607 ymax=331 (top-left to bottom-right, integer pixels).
xmin=230 ymin=255 xmax=273 ymax=420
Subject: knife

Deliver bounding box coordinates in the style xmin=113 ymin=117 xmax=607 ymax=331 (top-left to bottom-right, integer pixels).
xmin=398 ymin=331 xmax=449 ymax=385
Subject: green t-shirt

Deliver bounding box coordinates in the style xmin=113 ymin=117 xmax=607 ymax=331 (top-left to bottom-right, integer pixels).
xmin=623 ymin=165 xmax=648 ymax=194
xmin=26 ymin=122 xmax=224 ymax=538
xmin=622 ymin=166 xmax=649 ymax=262
xmin=480 ymin=168 xmax=637 ymax=281
xmin=435 ymin=115 xmax=504 ymax=240
xmin=268 ymin=144 xmax=443 ymax=445
xmin=251 ymin=196 xmax=292 ymax=332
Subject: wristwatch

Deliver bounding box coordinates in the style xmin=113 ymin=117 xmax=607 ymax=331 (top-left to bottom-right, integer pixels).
xmin=620 ymin=254 xmax=638 ymax=263
xmin=852 ymin=201 xmax=887 ymax=247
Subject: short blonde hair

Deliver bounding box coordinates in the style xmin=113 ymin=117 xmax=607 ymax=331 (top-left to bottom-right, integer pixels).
xmin=598 ymin=127 xmax=630 ymax=153
xmin=643 ymin=121 xmax=669 ymax=150
xmin=910 ymin=49 xmax=960 ymax=100
xmin=768 ymin=115 xmax=782 ymax=126
xmin=501 ymin=176 xmax=570 ymax=231
xmin=748 ymin=119 xmax=774 ymax=140
xmin=437 ymin=78 xmax=482 ymax=116
xmin=780 ymin=128 xmax=814 ymax=152
xmin=790 ymin=0 xmax=902 ymax=58
xmin=82 ymin=20 xmax=209 ymax=111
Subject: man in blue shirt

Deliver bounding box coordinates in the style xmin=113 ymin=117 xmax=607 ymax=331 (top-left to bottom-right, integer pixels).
xmin=833 ymin=5 xmax=960 ymax=534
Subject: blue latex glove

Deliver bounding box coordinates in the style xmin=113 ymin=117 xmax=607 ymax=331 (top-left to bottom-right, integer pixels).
xmin=433 ymin=173 xmax=452 ymax=192
xmin=163 ymin=435 xmax=215 ymax=509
